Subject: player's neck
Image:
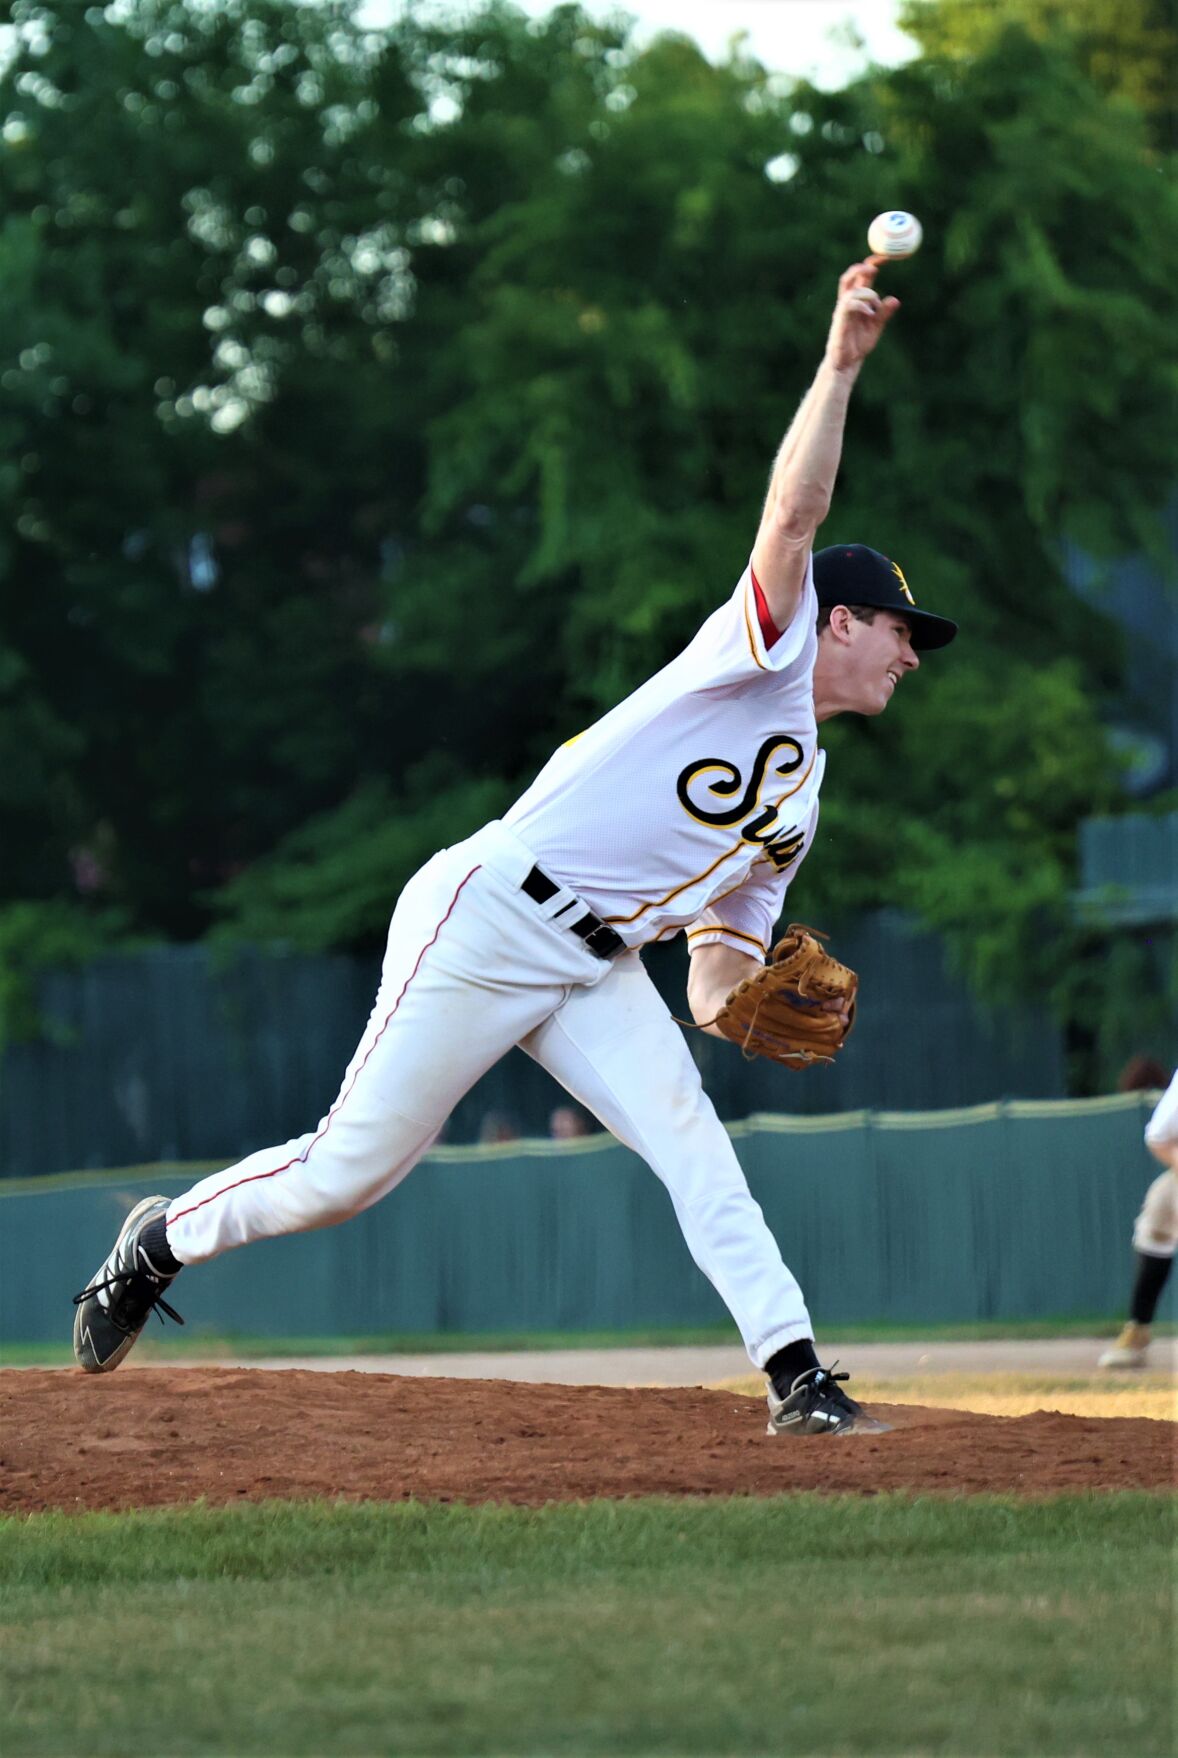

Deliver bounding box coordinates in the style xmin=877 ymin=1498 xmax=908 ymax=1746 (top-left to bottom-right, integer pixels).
xmin=811 ymin=652 xmax=847 ymax=722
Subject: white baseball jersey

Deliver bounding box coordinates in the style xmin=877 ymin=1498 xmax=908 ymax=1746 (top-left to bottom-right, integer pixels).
xmin=1145 ymin=1069 xmax=1178 ymax=1151
xmin=146 ymin=562 xmax=828 ymax=1374
xmin=504 ymin=560 xmax=824 ymax=959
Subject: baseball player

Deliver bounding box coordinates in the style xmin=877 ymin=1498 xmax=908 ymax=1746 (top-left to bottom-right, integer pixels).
xmin=1099 ymin=1063 xmax=1178 ymax=1368
xmin=73 ymin=257 xmax=957 ymax=1436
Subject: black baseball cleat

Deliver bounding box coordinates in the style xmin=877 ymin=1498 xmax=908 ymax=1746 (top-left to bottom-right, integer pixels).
xmin=72 ymin=1196 xmax=184 ymax=1373
xmin=766 ymin=1365 xmax=890 ymax=1436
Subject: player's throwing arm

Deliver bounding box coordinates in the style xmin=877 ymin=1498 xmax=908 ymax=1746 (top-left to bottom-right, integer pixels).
xmin=72 ymin=227 xmax=957 ymax=1445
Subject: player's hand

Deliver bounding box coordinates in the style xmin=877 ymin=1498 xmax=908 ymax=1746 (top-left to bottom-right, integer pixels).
xmin=817 ymin=997 xmax=853 ymax=1026
xmin=824 ymin=258 xmax=900 ymax=373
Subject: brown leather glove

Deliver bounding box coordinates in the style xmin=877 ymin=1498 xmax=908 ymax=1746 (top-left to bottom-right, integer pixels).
xmin=710 ymin=924 xmax=858 ymax=1069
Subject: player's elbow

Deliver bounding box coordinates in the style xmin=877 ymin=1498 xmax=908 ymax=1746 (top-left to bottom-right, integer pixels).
xmin=771 ymin=489 xmax=828 ymax=545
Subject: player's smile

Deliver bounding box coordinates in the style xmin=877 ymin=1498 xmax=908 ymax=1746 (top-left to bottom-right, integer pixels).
xmin=70 ymin=247 xmax=957 ymax=1448
xmin=881 ymin=621 xmax=918 ymax=698
xmin=812 ymin=589 xmax=936 ymax=721
xmin=845 ymin=613 xmax=919 ymax=715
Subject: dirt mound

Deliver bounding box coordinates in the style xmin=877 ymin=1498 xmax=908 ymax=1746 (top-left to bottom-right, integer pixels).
xmin=2 ymin=1367 xmax=1172 ymax=1515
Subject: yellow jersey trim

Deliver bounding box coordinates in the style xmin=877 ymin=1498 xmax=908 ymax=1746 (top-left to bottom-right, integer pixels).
xmin=686 ymin=924 xmax=768 ymax=955
xmin=603 ymin=750 xmax=817 ymax=928
xmin=742 ymin=580 xmax=769 ymax=672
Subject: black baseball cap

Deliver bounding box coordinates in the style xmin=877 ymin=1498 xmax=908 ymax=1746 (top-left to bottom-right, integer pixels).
xmin=813 ymin=544 xmax=958 ymax=651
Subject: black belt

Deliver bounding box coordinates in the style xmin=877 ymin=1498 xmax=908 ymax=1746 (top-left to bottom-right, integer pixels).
xmin=521 ymin=866 xmax=626 ymax=960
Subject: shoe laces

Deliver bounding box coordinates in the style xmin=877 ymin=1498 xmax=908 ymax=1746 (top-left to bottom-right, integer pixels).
xmin=72 ymin=1266 xmax=184 ymax=1330
xmin=806 ymin=1364 xmax=858 ymax=1414
xmin=811 ymin=1361 xmax=850 ymax=1389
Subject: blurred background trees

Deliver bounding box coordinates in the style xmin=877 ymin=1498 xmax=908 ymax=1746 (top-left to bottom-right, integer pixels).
xmin=1 ymin=0 xmax=1175 ymax=1064
xmin=898 ymin=0 xmax=1177 ymax=152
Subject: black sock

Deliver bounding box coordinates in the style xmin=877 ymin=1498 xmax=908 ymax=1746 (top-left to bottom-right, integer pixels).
xmin=138 ymin=1214 xmax=182 ymax=1277
xmin=765 ymin=1338 xmax=820 ymax=1399
xmin=1129 ymin=1252 xmax=1172 ymax=1326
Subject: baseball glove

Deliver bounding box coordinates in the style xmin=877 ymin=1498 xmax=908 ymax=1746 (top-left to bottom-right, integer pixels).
xmin=710 ymin=924 xmax=858 ymax=1069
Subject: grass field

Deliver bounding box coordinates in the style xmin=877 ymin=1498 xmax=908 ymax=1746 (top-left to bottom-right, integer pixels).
xmin=1 ymin=1494 xmax=1172 ymax=1757
xmin=4 ymin=1313 xmax=1170 ymax=1369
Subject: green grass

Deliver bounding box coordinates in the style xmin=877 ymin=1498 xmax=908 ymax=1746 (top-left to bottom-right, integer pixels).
xmin=1 ymin=1495 xmax=1172 ymax=1756
xmin=4 ymin=1313 xmax=1165 ymax=1368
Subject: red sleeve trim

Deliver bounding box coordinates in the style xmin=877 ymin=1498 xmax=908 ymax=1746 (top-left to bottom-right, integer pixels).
xmin=750 ymin=567 xmax=784 ymax=649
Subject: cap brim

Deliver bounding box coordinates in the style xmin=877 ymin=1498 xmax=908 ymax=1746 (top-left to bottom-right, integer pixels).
xmin=903 ymin=608 xmax=958 ymax=651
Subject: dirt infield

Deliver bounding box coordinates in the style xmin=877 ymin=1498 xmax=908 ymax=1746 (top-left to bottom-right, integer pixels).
xmin=2 ymin=1367 xmax=1173 ymax=1514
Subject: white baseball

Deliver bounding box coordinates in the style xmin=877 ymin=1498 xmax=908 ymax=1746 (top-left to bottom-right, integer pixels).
xmin=867 ymin=211 xmax=923 ymax=258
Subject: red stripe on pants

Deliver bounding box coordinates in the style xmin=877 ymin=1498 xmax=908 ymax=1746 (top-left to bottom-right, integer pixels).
xmin=166 ymin=864 xmax=483 ymax=1230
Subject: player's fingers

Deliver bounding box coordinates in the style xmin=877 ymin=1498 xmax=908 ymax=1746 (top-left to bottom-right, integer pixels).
xmin=837 ymin=258 xmax=878 ymax=294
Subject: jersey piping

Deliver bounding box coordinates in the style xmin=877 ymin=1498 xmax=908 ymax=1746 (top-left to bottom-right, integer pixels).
xmin=504 ymin=558 xmax=822 ymax=947
xmin=601 ymin=746 xmax=819 ymax=928
xmin=742 ymin=585 xmax=769 ymax=671
xmin=166 ymin=865 xmax=483 ymax=1229
xmin=686 ymin=923 xmax=767 ymax=955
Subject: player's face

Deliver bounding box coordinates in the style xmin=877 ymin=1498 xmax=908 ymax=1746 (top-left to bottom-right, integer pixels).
xmin=844 ymin=612 xmax=920 ymax=714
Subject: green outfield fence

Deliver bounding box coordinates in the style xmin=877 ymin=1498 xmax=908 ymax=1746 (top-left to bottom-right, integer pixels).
xmin=1 ymin=1094 xmax=1169 ymax=1344
xmin=0 ymin=916 xmax=1068 ymax=1179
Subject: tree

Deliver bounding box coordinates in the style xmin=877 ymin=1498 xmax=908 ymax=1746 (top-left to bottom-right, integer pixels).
xmin=364 ymin=10 xmax=1175 ymax=1004
xmin=898 ymin=0 xmax=1177 ymax=153
xmin=1 ymin=1 xmax=1175 ymax=1034
xmin=0 ymin=0 xmax=437 ymax=935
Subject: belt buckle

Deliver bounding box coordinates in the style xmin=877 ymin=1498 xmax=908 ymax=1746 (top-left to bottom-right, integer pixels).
xmin=583 ymin=922 xmax=623 ymax=959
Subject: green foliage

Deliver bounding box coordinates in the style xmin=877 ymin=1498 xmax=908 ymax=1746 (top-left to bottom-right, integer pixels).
xmin=1058 ymin=927 xmax=1178 ymax=1092
xmin=898 ymin=0 xmax=1178 ymax=153
xmin=792 ymin=656 xmax=1125 ymax=1001
xmin=0 ymin=0 xmax=434 ymax=936
xmin=0 ymin=899 xmax=137 ymax=1043
xmin=1 ymin=0 xmax=1175 ymax=1025
xmin=208 ymin=764 xmax=511 ymax=950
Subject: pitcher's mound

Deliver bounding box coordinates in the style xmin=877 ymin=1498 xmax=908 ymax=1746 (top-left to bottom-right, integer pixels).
xmin=2 ymin=1367 xmax=1172 ymax=1514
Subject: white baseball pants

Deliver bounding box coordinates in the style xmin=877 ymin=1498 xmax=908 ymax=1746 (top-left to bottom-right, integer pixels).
xmin=1132 ymin=1170 xmax=1178 ymax=1259
xmin=164 ymin=821 xmax=813 ymax=1368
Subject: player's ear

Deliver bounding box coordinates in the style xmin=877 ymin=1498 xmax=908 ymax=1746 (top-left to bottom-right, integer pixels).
xmin=823 ymin=604 xmax=854 ymax=643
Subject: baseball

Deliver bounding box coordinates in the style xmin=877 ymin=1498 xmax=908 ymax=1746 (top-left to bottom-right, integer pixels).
xmin=867 ymin=210 xmax=923 ymax=258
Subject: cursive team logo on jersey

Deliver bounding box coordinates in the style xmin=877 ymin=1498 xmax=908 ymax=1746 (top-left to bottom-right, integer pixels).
xmin=676 ymin=735 xmax=810 ymax=872
xmin=753 ymin=826 xmax=808 ymax=872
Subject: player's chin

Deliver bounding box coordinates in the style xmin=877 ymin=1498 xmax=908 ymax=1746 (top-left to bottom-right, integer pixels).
xmin=860 ymin=687 xmax=892 ymax=717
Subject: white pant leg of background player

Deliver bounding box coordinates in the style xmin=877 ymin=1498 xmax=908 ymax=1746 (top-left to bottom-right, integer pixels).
xmin=1133 ymin=1070 xmax=1178 ymax=1259
xmin=164 ymin=846 xmax=597 ymax=1265
xmin=520 ymin=952 xmax=814 ymax=1369
xmin=1144 ymin=1068 xmax=1178 ymax=1158
xmin=1132 ymin=1170 xmax=1178 ymax=1260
